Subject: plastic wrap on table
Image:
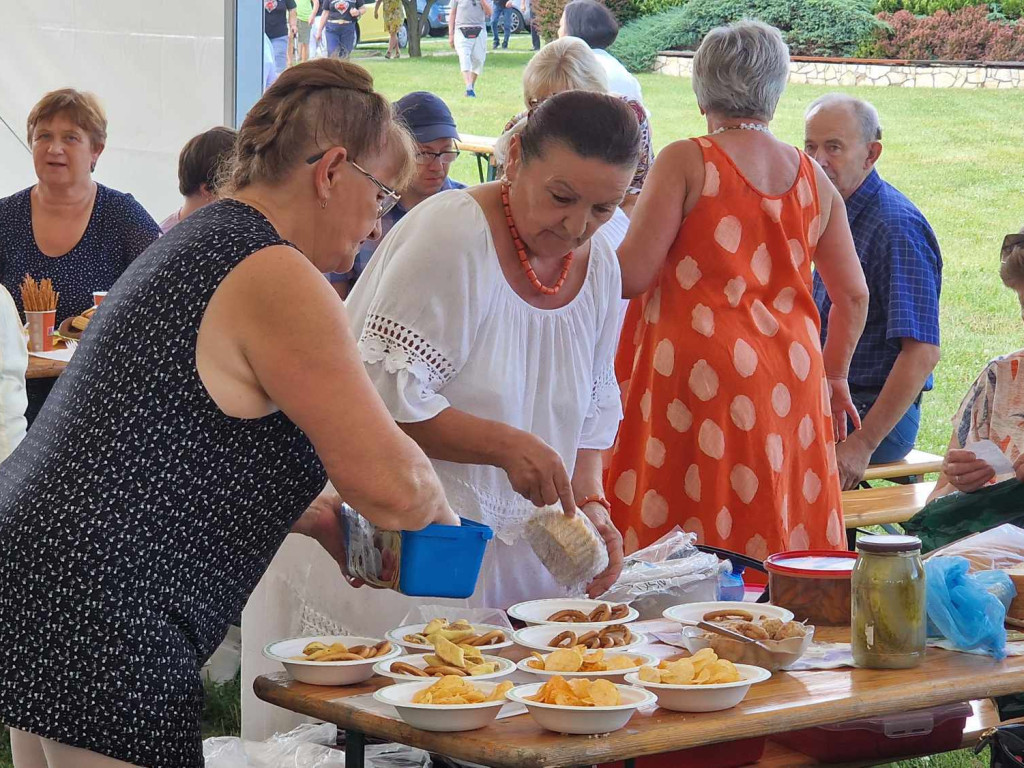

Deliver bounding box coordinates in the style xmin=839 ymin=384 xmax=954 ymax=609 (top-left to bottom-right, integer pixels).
xmin=924 ymin=524 xmax=1024 ymax=572
xmin=399 ymin=604 xmax=514 ymax=631
xmin=925 ymin=556 xmax=1011 ymax=659
xmin=203 ymin=723 xmax=433 ymax=767
xmin=598 ymin=527 xmax=723 ymax=620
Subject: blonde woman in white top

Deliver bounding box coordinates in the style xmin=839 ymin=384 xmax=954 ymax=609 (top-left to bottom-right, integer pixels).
xmin=0 ymin=286 xmax=28 ymax=462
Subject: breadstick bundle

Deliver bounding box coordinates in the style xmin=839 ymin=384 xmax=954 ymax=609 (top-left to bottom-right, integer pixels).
xmin=20 ymin=274 xmax=59 ymax=313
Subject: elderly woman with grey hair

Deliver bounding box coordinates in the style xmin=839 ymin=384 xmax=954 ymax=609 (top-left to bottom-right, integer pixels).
xmin=608 ymin=20 xmax=869 ymax=559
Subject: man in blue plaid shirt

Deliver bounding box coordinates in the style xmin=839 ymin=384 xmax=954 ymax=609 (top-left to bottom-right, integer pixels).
xmin=805 ymin=94 xmax=942 ymax=490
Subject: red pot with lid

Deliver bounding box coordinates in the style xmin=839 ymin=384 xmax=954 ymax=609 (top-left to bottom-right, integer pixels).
xmin=764 ymin=550 xmax=857 ymax=626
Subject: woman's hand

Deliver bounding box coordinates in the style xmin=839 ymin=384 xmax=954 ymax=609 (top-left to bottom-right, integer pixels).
xmin=581 ymin=502 xmax=624 ymax=599
xmin=497 ymin=428 xmax=576 ymax=515
xmin=448 ymin=33 xmax=456 ymax=49
xmin=827 ymin=375 xmax=860 ymax=443
xmin=944 ymin=449 xmax=995 ymax=493
xmin=292 ymin=486 xmax=366 ymax=588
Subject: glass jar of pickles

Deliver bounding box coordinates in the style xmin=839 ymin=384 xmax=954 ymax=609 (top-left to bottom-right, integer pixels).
xmin=851 ymin=534 xmax=926 ymax=669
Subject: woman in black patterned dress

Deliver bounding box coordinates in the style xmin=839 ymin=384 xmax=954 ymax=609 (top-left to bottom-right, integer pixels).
xmin=0 ymin=59 xmax=455 ymax=768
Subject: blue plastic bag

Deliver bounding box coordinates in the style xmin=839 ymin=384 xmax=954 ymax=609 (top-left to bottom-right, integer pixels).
xmin=925 ymin=556 xmax=1013 ymax=659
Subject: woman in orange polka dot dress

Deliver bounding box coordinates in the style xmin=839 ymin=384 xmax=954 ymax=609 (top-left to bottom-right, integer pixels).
xmin=607 ymin=21 xmax=869 ymax=559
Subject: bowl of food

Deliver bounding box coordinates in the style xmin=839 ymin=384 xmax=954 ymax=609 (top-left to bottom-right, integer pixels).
xmin=679 ymin=617 xmax=814 ymax=672
xmin=662 ymin=602 xmax=794 ymax=626
xmin=507 ymin=598 xmax=638 ymax=628
xmin=506 ymin=677 xmax=656 ymax=735
xmin=624 ymin=650 xmax=771 ymax=712
xmin=263 ymin=635 xmax=401 ymax=686
xmin=512 ymin=624 xmax=647 ymax=654
xmin=386 ymin=618 xmax=513 ymax=654
xmin=374 ymin=652 xmax=516 ymax=682
xmin=517 ymin=647 xmax=654 ymax=684
xmin=373 ymin=677 xmax=514 ymax=732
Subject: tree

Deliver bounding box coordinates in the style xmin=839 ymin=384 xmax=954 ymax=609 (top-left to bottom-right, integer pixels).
xmin=402 ymin=0 xmax=440 ymax=56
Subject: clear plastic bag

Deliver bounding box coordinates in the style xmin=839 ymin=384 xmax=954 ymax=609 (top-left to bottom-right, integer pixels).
xmin=598 ymin=527 xmax=723 ymax=620
xmin=925 ymin=556 xmax=1012 ymax=659
xmin=925 ymin=524 xmax=1024 ymax=572
xmin=399 ymin=604 xmax=513 ymax=631
xmin=204 ymin=723 xmax=433 ymax=767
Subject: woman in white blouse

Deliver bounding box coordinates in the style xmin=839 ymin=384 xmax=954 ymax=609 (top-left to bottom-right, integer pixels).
xmin=0 ymin=286 xmax=28 ymax=462
xmin=346 ymin=90 xmax=640 ymax=608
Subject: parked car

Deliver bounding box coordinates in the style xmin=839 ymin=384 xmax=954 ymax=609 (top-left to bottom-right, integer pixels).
xmin=355 ymin=0 xmax=447 ymax=46
xmin=432 ymin=0 xmax=531 ymax=35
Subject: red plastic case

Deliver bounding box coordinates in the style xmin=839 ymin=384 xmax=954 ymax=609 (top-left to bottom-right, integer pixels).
xmin=772 ymin=702 xmax=972 ymax=763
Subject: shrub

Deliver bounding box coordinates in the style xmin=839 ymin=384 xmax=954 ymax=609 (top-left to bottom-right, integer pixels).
xmin=1001 ymin=0 xmax=1024 ymax=18
xmin=611 ymin=0 xmax=883 ymax=72
xmin=869 ymin=5 xmax=1024 ymax=59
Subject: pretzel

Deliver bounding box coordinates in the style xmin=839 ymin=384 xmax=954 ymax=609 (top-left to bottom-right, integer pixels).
xmin=703 ymin=608 xmax=755 ymax=623
xmin=609 ymin=604 xmax=630 ymax=620
xmin=347 ymin=645 xmax=372 ymax=658
xmin=316 ymin=651 xmax=366 ymax=661
xmin=551 ymin=630 xmax=577 ymax=648
xmin=424 ymin=665 xmax=468 ymax=677
xmin=372 ymin=640 xmax=392 ymax=657
xmin=577 ymin=630 xmax=600 ymax=646
xmin=391 ymin=661 xmax=430 ymax=677
xmin=588 ymin=604 xmax=612 ymax=623
xmin=546 ymin=609 xmax=590 ymax=622
xmin=467 ymin=630 xmax=506 ymax=646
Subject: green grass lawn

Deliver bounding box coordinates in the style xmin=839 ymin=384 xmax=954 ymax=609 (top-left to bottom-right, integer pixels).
xmin=353 ymin=46 xmax=1024 ymax=456
xmin=1 ymin=46 xmax=1017 ymax=768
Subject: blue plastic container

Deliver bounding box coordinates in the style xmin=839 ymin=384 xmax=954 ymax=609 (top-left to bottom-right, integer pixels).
xmin=399 ymin=518 xmax=494 ymax=598
xmin=341 ymin=505 xmax=493 ymax=599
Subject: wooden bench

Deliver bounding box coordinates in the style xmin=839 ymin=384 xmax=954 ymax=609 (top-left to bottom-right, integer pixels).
xmin=842 ymin=481 xmax=936 ymax=529
xmin=758 ymin=699 xmax=1004 ymax=766
xmin=863 ymin=449 xmax=944 ymax=483
xmin=455 ymin=133 xmax=497 ymax=184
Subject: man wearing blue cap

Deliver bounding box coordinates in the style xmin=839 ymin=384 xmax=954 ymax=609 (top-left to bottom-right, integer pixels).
xmin=328 ymin=92 xmax=467 ymax=298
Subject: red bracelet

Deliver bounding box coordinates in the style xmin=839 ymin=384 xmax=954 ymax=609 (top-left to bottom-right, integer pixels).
xmin=578 ymin=495 xmax=611 ymax=513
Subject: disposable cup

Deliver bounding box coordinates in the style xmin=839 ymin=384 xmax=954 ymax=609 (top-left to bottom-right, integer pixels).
xmin=25 ymin=310 xmax=56 ymax=352
xmin=93 ymin=291 xmax=108 ymax=306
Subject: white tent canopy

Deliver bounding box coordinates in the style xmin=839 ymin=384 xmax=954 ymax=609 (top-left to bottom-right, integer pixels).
xmin=0 ymin=1 xmax=257 ymax=221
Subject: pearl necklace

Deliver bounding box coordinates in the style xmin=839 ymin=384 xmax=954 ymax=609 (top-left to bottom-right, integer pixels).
xmin=711 ymin=122 xmax=773 ymax=136
xmin=500 ymin=181 xmax=574 ymax=296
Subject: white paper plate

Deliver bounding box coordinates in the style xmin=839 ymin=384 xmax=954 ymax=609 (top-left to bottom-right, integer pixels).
xmin=264 ymin=635 xmax=401 ymax=686
xmin=373 ymin=679 xmax=510 ymax=731
xmin=507 ymin=598 xmax=638 ymax=628
xmin=624 ymin=664 xmax=771 ymax=712
xmin=662 ymin=601 xmax=794 ymax=625
xmin=506 ymin=681 xmax=655 ymax=734
xmin=386 ymin=623 xmax=514 ymax=653
xmin=373 ymin=653 xmax=516 ymax=682
xmin=512 ymin=624 xmax=648 ymax=654
xmin=515 ymin=652 xmax=655 ymax=683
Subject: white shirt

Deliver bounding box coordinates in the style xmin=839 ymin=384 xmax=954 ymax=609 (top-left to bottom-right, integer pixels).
xmin=346 ymin=190 xmax=624 ymax=547
xmin=593 ymin=48 xmax=644 ymax=104
xmin=0 ymin=286 xmax=27 ymax=462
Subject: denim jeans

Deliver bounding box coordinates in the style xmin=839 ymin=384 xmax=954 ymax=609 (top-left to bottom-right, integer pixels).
xmin=270 ymin=34 xmax=289 ymax=76
xmin=491 ymin=4 xmax=512 ymax=46
xmin=325 ymin=22 xmax=357 ymax=58
xmin=850 ymin=390 xmax=922 ymax=464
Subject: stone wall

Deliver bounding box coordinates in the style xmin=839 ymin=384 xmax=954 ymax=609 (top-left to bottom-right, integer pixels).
xmin=654 ymin=54 xmax=1024 ymax=89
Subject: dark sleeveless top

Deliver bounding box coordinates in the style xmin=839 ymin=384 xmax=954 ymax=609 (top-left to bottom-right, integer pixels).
xmin=0 ymin=199 xmax=328 ymax=767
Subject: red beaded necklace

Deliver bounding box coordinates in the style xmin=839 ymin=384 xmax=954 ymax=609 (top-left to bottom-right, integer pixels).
xmin=500 ymin=181 xmax=573 ymax=296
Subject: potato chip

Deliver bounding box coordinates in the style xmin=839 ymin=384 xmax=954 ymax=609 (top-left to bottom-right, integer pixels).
xmin=582 ymin=649 xmax=605 ymax=665
xmin=601 ymin=655 xmax=638 ymax=671
xmin=638 ymin=651 xmax=740 ymax=685
xmin=545 ymin=647 xmax=584 ymax=672
xmin=487 ymin=681 xmax=514 ymax=701
xmin=589 ymin=679 xmax=621 ymax=706
xmin=411 ymin=675 xmax=507 ymax=705
xmin=660 ymin=658 xmax=696 ymax=685
xmin=638 ymin=665 xmax=662 ymax=683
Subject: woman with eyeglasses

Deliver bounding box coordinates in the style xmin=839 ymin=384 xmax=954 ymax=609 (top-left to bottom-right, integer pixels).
xmin=928 ymin=229 xmax=1024 ymax=501
xmin=0 ymin=59 xmax=455 ymax=768
xmin=328 ymin=91 xmax=466 ymax=299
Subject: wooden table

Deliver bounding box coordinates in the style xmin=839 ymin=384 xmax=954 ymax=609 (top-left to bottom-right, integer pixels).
xmin=863 ymin=449 xmax=944 ymax=483
xmin=26 ymin=355 xmax=68 ymax=380
xmin=254 ymin=625 xmax=1024 ymax=768
xmin=842 ymin=481 xmax=935 ymax=529
xmin=456 ymin=133 xmax=498 ymax=184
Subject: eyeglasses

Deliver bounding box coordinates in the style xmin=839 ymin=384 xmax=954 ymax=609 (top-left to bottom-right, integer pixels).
xmin=306 ymin=150 xmax=401 ymax=219
xmin=1002 ymin=233 xmax=1024 ymax=263
xmin=415 ymin=149 xmax=460 ymax=166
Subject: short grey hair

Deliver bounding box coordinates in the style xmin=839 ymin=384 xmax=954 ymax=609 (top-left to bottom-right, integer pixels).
xmin=692 ymin=20 xmax=790 ymax=122
xmin=522 ymin=36 xmax=608 ymax=107
xmin=806 ymin=93 xmax=883 ymax=144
